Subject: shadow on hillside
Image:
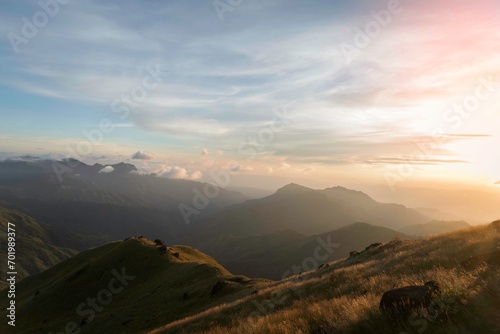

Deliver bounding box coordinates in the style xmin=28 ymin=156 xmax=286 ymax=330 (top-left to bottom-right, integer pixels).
xmin=466 ymin=232 xmax=500 ymax=332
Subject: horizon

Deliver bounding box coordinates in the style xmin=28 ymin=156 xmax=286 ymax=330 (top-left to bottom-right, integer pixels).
xmin=2 ymin=156 xmax=500 ymax=225
xmin=2 ymin=0 xmax=500 ymax=194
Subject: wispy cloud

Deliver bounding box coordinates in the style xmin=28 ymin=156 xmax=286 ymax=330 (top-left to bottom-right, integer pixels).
xmin=131 ymin=151 xmax=155 ymax=160
xmin=1 ymin=0 xmax=499 ymax=184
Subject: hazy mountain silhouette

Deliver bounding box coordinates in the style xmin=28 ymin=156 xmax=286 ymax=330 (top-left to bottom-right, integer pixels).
xmin=190 ymin=183 xmax=432 ymax=243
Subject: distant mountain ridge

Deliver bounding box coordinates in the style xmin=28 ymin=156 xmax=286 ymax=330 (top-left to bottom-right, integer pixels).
xmin=0 ymin=158 xmax=248 ymax=250
xmin=190 ymin=183 xmax=433 ymax=243
xmin=400 ymin=220 xmax=471 ymax=236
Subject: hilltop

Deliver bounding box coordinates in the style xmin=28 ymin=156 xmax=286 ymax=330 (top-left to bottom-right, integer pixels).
xmin=0 ymin=236 xmax=266 ymax=334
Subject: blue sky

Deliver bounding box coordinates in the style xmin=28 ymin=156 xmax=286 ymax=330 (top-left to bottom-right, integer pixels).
xmin=1 ymin=0 xmax=500 ymax=190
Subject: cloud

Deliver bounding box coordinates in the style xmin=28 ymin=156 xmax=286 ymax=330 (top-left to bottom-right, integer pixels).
xmin=157 ymin=166 xmax=202 ymax=180
xmin=279 ymin=162 xmax=291 ymax=169
xmin=131 ymin=151 xmax=155 ymax=160
xmin=227 ymin=164 xmax=254 ymax=173
xmin=2 ymin=0 xmax=499 ymax=180
xmin=99 ymin=166 xmax=115 ymax=173
xmin=362 ymin=157 xmax=470 ymax=166
xmin=7 ymin=155 xmax=40 ymax=161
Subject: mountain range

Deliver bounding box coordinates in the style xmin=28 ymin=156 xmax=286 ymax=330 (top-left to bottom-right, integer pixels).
xmin=0 ymin=158 xmax=472 ymax=281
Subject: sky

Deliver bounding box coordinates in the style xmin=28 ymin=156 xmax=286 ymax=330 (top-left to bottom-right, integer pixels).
xmin=1 ymin=0 xmax=500 ymax=191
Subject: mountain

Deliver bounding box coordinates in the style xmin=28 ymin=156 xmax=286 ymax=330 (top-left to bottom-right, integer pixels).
xmin=199 ymin=222 xmax=414 ymax=280
xmin=0 ymin=208 xmax=78 ymax=290
xmin=190 ymin=183 xmax=432 ymax=243
xmin=150 ymin=223 xmax=500 ymax=334
xmin=0 ymin=159 xmax=248 ymax=249
xmin=0 ymin=159 xmax=247 ymax=212
xmin=362 ymin=185 xmax=500 ymax=224
xmin=413 ymin=207 xmax=463 ymax=221
xmin=0 ymin=237 xmax=266 ymax=334
xmin=400 ymin=220 xmax=471 ymax=236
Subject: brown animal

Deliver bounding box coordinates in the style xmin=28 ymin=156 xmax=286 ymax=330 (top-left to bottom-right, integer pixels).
xmin=379 ymin=280 xmax=441 ymax=317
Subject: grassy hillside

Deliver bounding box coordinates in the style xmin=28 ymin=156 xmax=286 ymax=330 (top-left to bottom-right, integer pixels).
xmin=0 ymin=208 xmax=77 ymax=291
xmin=0 ymin=237 xmax=266 ymax=334
xmin=150 ymin=223 xmax=500 ymax=334
xmin=401 ymin=220 xmax=471 ymax=236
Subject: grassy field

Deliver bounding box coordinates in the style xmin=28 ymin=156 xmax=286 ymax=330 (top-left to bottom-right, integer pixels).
xmin=150 ymin=223 xmax=499 ymax=334
xmin=0 ymin=237 xmax=267 ymax=334
xmin=1 ymin=223 xmax=497 ymax=333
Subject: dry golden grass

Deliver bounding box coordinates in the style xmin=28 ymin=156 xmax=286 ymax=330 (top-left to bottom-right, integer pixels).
xmin=149 ymin=224 xmax=499 ymax=334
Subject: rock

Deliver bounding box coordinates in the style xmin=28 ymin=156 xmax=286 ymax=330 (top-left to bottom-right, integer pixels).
xmin=349 ymin=250 xmax=361 ymax=257
xmin=380 ymin=281 xmax=441 ymax=318
xmin=154 ymin=239 xmax=166 ymax=247
xmin=365 ymin=242 xmax=382 ymax=251
xmin=211 ymin=280 xmax=228 ymax=296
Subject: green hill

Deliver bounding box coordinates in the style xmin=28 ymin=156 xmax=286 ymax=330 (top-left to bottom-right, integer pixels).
xmin=0 ymin=237 xmax=266 ymax=334
xmin=150 ymin=223 xmax=500 ymax=334
xmin=0 ymin=208 xmax=78 ymax=291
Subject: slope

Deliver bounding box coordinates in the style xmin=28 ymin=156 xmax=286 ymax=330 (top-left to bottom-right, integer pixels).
xmin=151 ymin=222 xmax=500 ymax=334
xmin=0 ymin=236 xmax=266 ymax=334
xmin=0 ymin=208 xmax=78 ymax=291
